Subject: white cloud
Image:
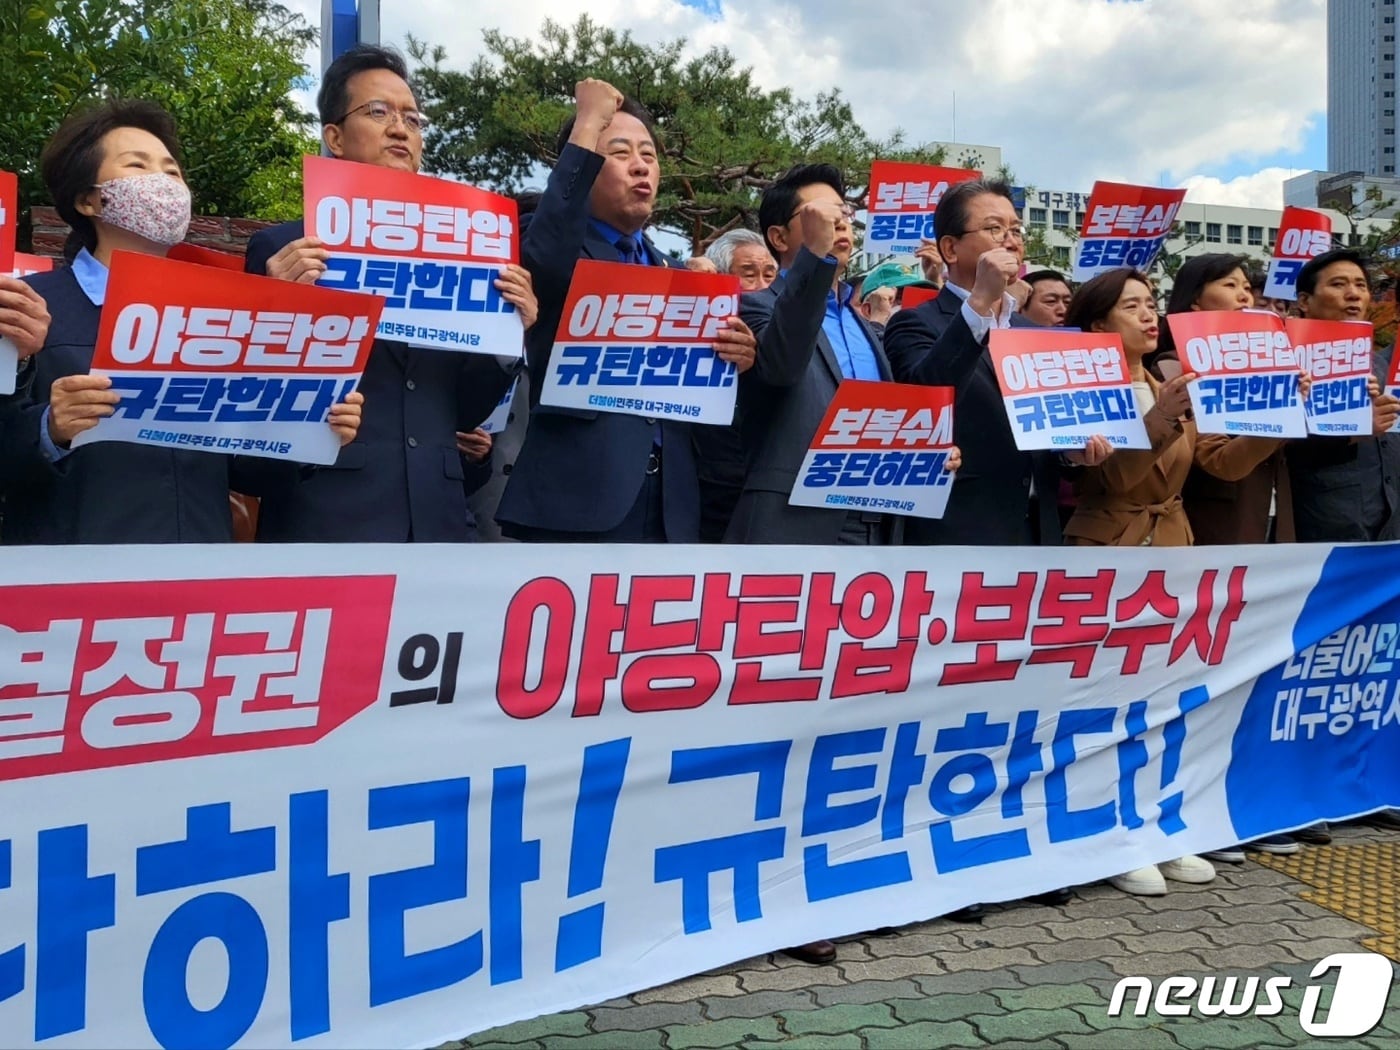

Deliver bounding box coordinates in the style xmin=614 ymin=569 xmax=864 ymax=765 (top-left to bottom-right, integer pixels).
xmin=294 ymin=0 xmax=1325 ymax=195
xmin=1178 ymin=167 xmax=1305 ymax=208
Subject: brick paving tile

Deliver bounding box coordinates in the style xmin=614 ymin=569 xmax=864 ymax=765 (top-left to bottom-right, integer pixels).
xmin=741 ymin=1035 xmax=863 ymax=1050
xmin=1008 ymin=961 xmax=1123 ymax=988
xmin=860 ymin=1020 xmax=981 ymax=1048
xmin=589 ymin=1000 xmax=704 ymax=1032
xmin=889 ymin=991 xmax=1003 ymax=1025
xmin=1106 ymin=951 xmax=1212 ymax=977
xmin=780 ymin=1002 xmax=901 ymax=1036
xmin=540 ymin=1032 xmax=665 ymax=1050
xmin=810 ymin=977 xmax=922 ymax=1007
xmin=938 ymin=945 xmax=1042 ymax=972
xmin=736 ymin=963 xmax=849 ymax=994
xmin=464 ymin=1012 xmax=589 ymax=1045
xmin=1031 ymin=937 xmax=1133 ymax=965
xmin=912 ymin=969 xmax=1019 ymax=997
xmin=664 ymin=1016 xmax=784 ymax=1049
xmin=839 ymin=954 xmax=947 ymax=983
xmin=703 ymin=988 xmax=816 ymax=1021
xmin=991 ymin=982 xmax=1107 ymax=1013
xmin=632 ymin=973 xmax=744 ymax=1004
xmin=1158 ymin=1016 xmax=1299 ymax=1050
xmin=966 ymin=1006 xmax=1096 ymax=1043
xmin=1038 ymin=916 xmax=1146 ymax=942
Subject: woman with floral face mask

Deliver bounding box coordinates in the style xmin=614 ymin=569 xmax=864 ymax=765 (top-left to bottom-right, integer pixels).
xmin=0 ymin=101 xmax=362 ymax=544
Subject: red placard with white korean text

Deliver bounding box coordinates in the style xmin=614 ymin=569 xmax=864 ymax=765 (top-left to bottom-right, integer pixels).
xmin=6 ymin=252 xmax=53 ymax=279
xmin=304 ymin=154 xmax=522 ymax=357
xmin=73 ymin=250 xmax=381 ymax=464
xmin=0 ymin=169 xmax=16 ymax=275
xmin=1167 ymin=309 xmax=1307 ymax=438
xmin=1387 ymin=351 xmax=1400 ymax=433
xmin=1071 ymin=181 xmax=1186 ymax=281
xmin=537 ymin=259 xmax=742 ymax=425
xmin=1264 ymin=207 xmax=1333 ymax=301
xmin=866 ymin=161 xmax=979 ymax=256
xmin=989 ymin=328 xmax=1149 ymax=450
xmin=1289 ymin=317 xmax=1374 ymax=438
xmin=790 ymin=380 xmax=956 ymax=519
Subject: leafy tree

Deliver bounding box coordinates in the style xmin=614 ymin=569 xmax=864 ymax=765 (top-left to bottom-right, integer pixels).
xmin=0 ymin=0 xmax=318 ymax=244
xmin=409 ymin=15 xmax=949 ymax=253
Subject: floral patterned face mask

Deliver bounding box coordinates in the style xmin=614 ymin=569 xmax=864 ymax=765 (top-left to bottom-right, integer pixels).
xmin=93 ymin=172 xmax=191 ymax=246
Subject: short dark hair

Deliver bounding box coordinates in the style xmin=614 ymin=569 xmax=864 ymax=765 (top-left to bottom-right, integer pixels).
xmin=1297 ymin=247 xmax=1369 ymax=297
xmin=933 ymin=178 xmax=1015 ymax=245
xmin=1164 ymin=253 xmax=1250 ymax=316
xmin=318 ymin=44 xmax=416 ymax=126
xmin=1023 ymin=269 xmax=1069 ymax=290
xmin=1063 ymin=267 xmax=1154 ymax=334
xmin=40 ymin=99 xmax=183 ymax=258
xmin=758 ymin=163 xmax=845 ymax=258
xmin=554 ymin=96 xmax=661 ymax=158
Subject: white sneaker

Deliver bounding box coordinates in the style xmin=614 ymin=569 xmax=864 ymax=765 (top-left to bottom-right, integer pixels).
xmin=1109 ymin=865 xmax=1167 ymax=896
xmin=1159 ymin=855 xmax=1216 ymax=884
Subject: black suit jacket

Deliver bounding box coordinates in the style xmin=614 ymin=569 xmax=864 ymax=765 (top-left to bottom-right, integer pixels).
xmin=724 ymin=248 xmax=901 ymax=545
xmin=1 ymin=267 xmax=238 ymax=544
xmin=495 ymin=143 xmax=700 ymax=541
xmin=882 ymin=286 xmax=1060 ymax=546
xmin=244 ymin=221 xmax=514 ymax=542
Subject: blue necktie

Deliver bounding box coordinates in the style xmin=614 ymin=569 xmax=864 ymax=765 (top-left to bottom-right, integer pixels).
xmin=616 ymin=234 xmax=644 ymax=265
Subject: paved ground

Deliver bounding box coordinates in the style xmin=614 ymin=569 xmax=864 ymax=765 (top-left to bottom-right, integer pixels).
xmin=451 ymin=823 xmax=1400 ymax=1050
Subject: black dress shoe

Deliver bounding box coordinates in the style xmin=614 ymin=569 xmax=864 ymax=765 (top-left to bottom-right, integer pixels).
xmin=1293 ymin=822 xmax=1332 ymax=845
xmin=1363 ymin=809 xmax=1400 ymax=832
xmin=946 ymin=903 xmax=985 ymax=922
xmin=1028 ymin=887 xmax=1075 ymax=906
xmin=783 ymin=939 xmax=836 ymax=965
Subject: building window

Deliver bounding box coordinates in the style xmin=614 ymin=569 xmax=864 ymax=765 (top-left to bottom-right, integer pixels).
xmin=1388 ymin=165 xmax=1396 ymax=173
xmin=1226 ymin=224 xmax=1243 ymax=244
xmin=1388 ymin=34 xmax=1396 ymax=41
xmin=1029 ymin=207 xmax=1047 ymax=225
xmin=1052 ymin=209 xmax=1071 ymax=228
xmin=1075 ymin=211 xmax=1086 ymax=226
xmin=1387 ymin=146 xmax=1397 ymax=153
xmin=1386 ymin=73 xmax=1395 ymax=79
xmin=1387 ymin=90 xmax=1396 ymax=97
xmin=1185 ymin=220 xmax=1202 ymax=238
xmin=1206 ymin=222 xmax=1222 ymax=243
xmin=1388 ymin=110 xmax=1396 ymax=117
xmin=1052 ymin=246 xmax=1071 ymax=268
xmin=1248 ymin=225 xmax=1264 ymax=246
xmin=1268 ymin=227 xmax=1279 ymax=243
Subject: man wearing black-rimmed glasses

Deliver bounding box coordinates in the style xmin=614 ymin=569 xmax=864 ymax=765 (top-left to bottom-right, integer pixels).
xmin=244 ymin=44 xmax=525 ymax=542
xmin=884 ymin=179 xmax=1110 ymax=548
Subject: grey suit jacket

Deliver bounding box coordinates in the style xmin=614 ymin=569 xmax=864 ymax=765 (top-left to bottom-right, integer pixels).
xmin=724 ymin=247 xmax=900 ymax=545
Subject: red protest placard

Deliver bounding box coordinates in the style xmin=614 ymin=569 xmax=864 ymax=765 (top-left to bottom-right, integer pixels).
xmin=901 ymin=284 xmax=940 ymax=310
xmin=75 ymin=250 xmax=382 ymax=464
xmin=1264 ymin=207 xmax=1333 ymax=300
xmin=6 ymin=252 xmax=53 ymax=278
xmin=304 ymin=154 xmax=522 ymax=355
xmin=538 ymin=259 xmax=742 ymax=425
xmin=1288 ymin=317 xmax=1374 ymax=437
xmin=0 ymin=169 xmax=17 ymax=275
xmin=790 ymin=380 xmax=957 ymax=519
xmin=1072 ymin=182 xmax=1186 ymax=281
xmin=168 ymin=241 xmax=247 ymax=271
xmin=867 ymin=161 xmax=979 ymax=255
xmin=988 ymin=328 xmax=1148 ymax=450
xmin=1166 ymin=310 xmax=1305 ymax=437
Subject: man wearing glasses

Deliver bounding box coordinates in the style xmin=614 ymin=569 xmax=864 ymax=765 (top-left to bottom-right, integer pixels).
xmin=244 ymin=44 xmax=524 ymax=542
xmin=884 ymin=179 xmax=1108 ymax=549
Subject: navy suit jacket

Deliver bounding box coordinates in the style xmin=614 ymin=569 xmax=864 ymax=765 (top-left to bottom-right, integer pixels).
xmin=495 ymin=143 xmax=700 ymax=541
xmin=1 ymin=267 xmax=240 ymax=544
xmin=245 ymin=221 xmax=515 ymax=542
xmin=882 ymin=287 xmax=1061 ymax=546
xmin=724 ymin=248 xmax=900 ymax=545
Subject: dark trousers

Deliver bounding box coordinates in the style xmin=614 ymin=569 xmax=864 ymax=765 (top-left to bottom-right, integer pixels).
xmin=505 ymin=450 xmax=668 ymax=543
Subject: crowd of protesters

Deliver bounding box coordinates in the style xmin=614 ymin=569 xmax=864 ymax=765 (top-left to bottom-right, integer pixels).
xmin=2 ymin=45 xmax=1399 ymax=965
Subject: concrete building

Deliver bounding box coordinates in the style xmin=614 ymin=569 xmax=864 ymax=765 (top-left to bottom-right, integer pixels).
xmin=1327 ymin=0 xmax=1399 ymax=177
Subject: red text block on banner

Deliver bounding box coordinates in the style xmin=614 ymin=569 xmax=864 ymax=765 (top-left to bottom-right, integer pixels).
xmin=0 ymin=169 xmax=16 ymax=275
xmin=0 ymin=574 xmax=395 ymax=781
xmin=304 ymin=154 xmax=523 ymax=356
xmin=1072 ymin=182 xmax=1186 ymax=281
xmin=1167 ymin=309 xmax=1307 ymax=438
xmin=1265 ymin=207 xmax=1333 ymax=301
xmin=989 ymin=328 xmax=1149 ymax=451
xmin=790 ymin=380 xmax=957 ymax=519
xmin=1289 ymin=317 xmax=1375 ymax=438
xmin=866 ymin=161 xmax=980 ymax=256
xmin=537 ymin=259 xmax=742 ymax=425
xmin=73 ymin=250 xmax=380 ymax=464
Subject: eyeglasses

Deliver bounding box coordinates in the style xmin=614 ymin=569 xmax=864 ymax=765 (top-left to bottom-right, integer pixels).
xmin=333 ymin=99 xmax=430 ymax=133
xmin=960 ymin=221 xmax=1026 ymax=242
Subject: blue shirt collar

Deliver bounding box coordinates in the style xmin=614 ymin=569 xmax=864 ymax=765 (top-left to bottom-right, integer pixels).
xmin=71 ymin=248 xmax=107 ymax=307
xmin=589 ymin=217 xmax=645 ymax=248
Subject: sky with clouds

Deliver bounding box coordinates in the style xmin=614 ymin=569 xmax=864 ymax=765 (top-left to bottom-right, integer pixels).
xmin=291 ymin=0 xmax=1327 ymax=208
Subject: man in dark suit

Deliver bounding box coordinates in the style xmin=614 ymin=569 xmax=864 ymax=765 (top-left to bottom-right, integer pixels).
xmin=496 ymin=79 xmax=756 ymax=543
xmin=883 ymin=179 xmax=1109 ymax=547
xmin=725 ymin=163 xmax=908 ymax=547
xmin=244 ymin=44 xmax=522 ymax=542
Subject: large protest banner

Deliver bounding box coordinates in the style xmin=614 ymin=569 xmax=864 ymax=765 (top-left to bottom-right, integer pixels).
xmin=1 ymin=541 xmax=1399 ymax=1049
